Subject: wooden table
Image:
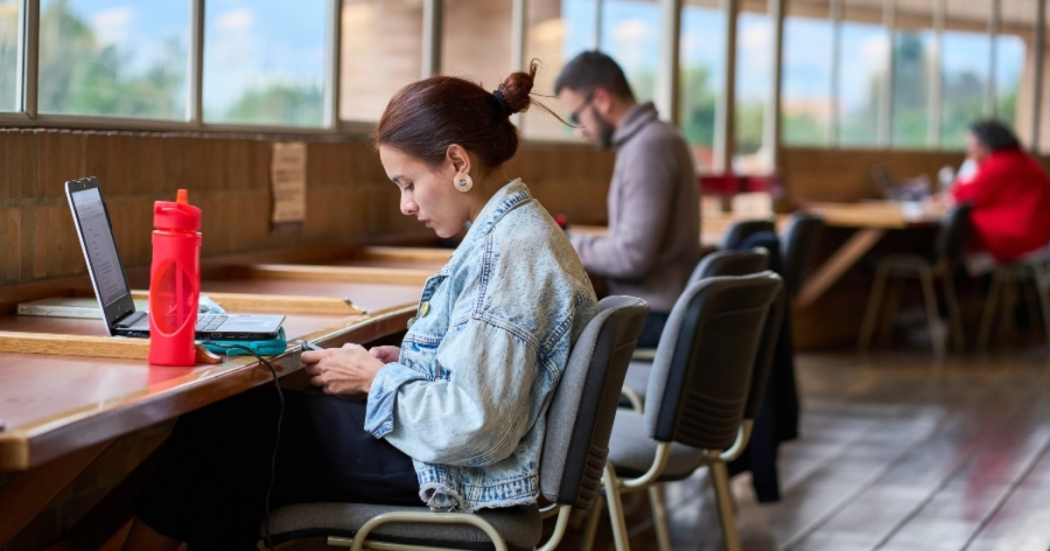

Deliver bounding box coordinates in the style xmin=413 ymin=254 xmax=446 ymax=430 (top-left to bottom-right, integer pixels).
xmin=572 ymin=212 xmax=788 ymax=249
xmin=0 ymin=247 xmax=440 ymax=546
xmin=795 ymin=201 xmax=943 ymax=309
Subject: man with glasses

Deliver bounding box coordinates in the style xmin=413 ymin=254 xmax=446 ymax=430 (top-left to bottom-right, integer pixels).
xmin=555 ymin=51 xmax=700 ymax=347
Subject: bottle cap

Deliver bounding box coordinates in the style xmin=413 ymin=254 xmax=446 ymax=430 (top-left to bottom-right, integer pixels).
xmin=154 ymin=190 xmax=201 ymax=232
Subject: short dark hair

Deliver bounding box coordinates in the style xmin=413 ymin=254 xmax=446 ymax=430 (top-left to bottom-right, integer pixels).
xmin=374 ymin=62 xmax=538 ymax=168
xmin=970 ymin=120 xmax=1021 ymax=152
xmin=554 ymin=51 xmax=635 ymax=101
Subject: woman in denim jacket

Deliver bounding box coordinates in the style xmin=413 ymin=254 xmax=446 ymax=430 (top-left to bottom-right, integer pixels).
xmin=125 ymin=63 xmax=597 ymax=549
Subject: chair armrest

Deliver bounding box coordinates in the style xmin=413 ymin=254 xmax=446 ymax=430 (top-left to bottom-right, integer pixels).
xmin=620 ymin=386 xmax=644 ymax=412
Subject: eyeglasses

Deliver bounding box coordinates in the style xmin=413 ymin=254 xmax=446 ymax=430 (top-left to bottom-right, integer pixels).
xmin=568 ymin=92 xmax=595 ymax=125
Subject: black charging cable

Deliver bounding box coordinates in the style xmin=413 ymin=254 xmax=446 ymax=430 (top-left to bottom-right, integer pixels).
xmin=201 ymin=342 xmax=284 ymax=550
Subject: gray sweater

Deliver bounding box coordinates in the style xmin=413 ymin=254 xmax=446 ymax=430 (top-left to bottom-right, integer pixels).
xmin=570 ymin=102 xmax=701 ymax=313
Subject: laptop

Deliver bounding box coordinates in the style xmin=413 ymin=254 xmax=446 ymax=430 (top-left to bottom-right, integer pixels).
xmin=66 ymin=177 xmax=285 ymax=339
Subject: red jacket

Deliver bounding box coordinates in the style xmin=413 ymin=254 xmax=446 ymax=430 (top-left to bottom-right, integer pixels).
xmin=951 ymin=148 xmax=1050 ymax=262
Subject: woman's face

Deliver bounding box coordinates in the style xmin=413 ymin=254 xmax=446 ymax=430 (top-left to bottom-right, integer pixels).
xmin=966 ymin=132 xmax=991 ymax=163
xmin=379 ymin=145 xmax=470 ymax=238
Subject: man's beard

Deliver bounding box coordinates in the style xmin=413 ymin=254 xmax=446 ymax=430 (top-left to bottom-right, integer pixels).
xmin=593 ymin=110 xmax=616 ymax=149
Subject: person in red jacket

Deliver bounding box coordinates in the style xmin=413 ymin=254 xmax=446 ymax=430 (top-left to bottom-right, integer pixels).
xmin=950 ymin=120 xmax=1050 ymax=273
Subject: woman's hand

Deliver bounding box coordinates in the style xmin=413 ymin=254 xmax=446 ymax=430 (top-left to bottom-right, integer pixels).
xmin=301 ymin=343 xmax=385 ymax=398
xmin=369 ymin=345 xmax=401 ymax=364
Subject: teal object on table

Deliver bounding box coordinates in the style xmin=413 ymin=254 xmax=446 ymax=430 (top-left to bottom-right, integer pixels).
xmin=202 ymin=328 xmax=287 ymax=356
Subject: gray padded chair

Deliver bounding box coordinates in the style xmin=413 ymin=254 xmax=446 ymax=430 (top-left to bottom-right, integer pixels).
xmin=595 ymin=273 xmax=785 ymax=551
xmin=623 ymin=249 xmax=770 ymax=407
xmin=858 ymin=204 xmax=971 ymax=359
xmin=721 ymin=219 xmax=776 ymax=250
xmin=780 ymin=212 xmax=825 ymax=297
xmin=261 ymin=296 xmax=649 ymax=551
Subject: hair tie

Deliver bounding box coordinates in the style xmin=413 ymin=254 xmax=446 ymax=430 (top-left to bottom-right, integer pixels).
xmin=493 ymin=89 xmax=513 ymax=116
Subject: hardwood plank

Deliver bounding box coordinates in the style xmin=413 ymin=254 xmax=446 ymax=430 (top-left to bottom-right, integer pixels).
xmin=128 ymin=290 xmax=366 ymax=315
xmin=0 ymin=331 xmax=151 ymax=360
xmin=246 ymin=264 xmax=435 ymax=286
xmin=362 ymin=246 xmax=452 ymax=264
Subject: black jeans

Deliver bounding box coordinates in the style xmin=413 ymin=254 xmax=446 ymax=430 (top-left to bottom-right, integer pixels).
xmin=135 ymin=387 xmax=420 ymax=550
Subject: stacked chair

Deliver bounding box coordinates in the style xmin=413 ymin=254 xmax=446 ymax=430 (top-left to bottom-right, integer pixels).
xmin=623 ymin=248 xmax=770 ymax=407
xmin=591 ymin=272 xmax=787 ymax=551
xmin=260 ymin=296 xmax=649 ymax=551
xmin=779 ymin=212 xmax=825 ymax=298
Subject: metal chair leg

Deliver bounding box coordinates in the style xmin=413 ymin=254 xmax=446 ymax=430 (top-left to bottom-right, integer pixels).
xmin=648 ymin=485 xmax=672 ymax=551
xmin=579 ymin=492 xmax=604 ymax=551
xmin=1032 ymin=264 xmax=1050 ymax=349
xmin=859 ymin=265 xmax=889 ymax=353
xmin=1000 ymin=280 xmax=1019 ymax=348
xmin=710 ymin=462 xmax=742 ymax=551
xmin=942 ymin=273 xmax=966 ymax=353
xmin=603 ymin=462 xmax=631 ymax=551
xmin=919 ymin=268 xmax=945 ymax=360
xmin=979 ymin=270 xmax=1003 ymax=352
xmin=880 ymin=276 xmax=905 ymax=347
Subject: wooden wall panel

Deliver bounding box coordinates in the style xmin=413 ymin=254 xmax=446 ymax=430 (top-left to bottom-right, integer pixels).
xmin=0 ymin=129 xmax=616 ymax=288
xmin=778 ymin=146 xmax=967 ymax=206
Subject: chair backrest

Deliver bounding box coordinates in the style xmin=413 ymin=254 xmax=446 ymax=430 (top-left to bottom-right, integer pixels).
xmin=540 ymin=296 xmax=648 ymax=510
xmin=741 ymin=285 xmax=786 ymax=421
xmin=689 ymin=248 xmax=769 ymax=284
xmin=780 ymin=212 xmax=825 ymax=296
xmin=935 ymin=204 xmax=972 ymax=264
xmin=644 ymin=273 xmax=783 ymax=450
xmin=721 ymin=219 xmax=776 ymax=250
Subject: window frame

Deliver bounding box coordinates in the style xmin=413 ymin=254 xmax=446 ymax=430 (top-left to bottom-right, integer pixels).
xmin=0 ymin=0 xmax=1042 ymax=158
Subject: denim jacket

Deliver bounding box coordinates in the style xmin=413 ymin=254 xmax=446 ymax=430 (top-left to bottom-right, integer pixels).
xmin=365 ymin=179 xmax=598 ymax=512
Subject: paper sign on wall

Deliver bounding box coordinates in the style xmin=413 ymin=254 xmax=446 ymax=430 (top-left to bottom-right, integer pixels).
xmin=271 ymin=142 xmax=307 ymax=233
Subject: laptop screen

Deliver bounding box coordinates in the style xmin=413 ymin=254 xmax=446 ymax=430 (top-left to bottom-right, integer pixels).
xmin=70 ymin=186 xmax=130 ymax=307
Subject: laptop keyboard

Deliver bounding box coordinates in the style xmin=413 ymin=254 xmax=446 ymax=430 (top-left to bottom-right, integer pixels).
xmin=196 ymin=314 xmax=228 ymax=331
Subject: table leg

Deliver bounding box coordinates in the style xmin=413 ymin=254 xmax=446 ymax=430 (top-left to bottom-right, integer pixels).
xmin=797 ymin=228 xmax=886 ymax=309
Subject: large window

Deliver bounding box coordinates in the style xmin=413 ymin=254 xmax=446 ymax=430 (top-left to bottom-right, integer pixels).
xmin=995 ymin=0 xmax=1033 ymax=131
xmin=680 ymin=0 xmax=725 ymax=169
xmin=941 ymin=0 xmax=992 ymax=148
xmin=838 ymin=0 xmax=887 ymax=146
xmin=600 ymin=0 xmax=660 ymax=104
xmin=1 ymin=0 xmax=20 ymax=112
xmin=340 ymin=0 xmax=423 ymax=122
xmin=203 ymin=0 xmax=327 ymax=126
xmin=781 ymin=0 xmax=833 ymax=146
xmin=522 ymin=0 xmax=597 ymax=140
xmin=38 ymin=0 xmax=189 ymax=119
xmin=891 ymin=1 xmax=934 ymax=147
xmin=735 ymin=0 xmax=773 ymax=171
xmin=442 ymin=0 xmax=513 ymax=92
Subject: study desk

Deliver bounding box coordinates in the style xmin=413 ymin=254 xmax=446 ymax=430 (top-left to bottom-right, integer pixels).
xmin=0 ymin=250 xmax=437 ymax=546
xmin=571 ymin=212 xmax=788 ymax=249
xmin=795 ymin=201 xmax=943 ymax=308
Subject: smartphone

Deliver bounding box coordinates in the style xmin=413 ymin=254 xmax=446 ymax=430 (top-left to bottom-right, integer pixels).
xmin=301 ymin=341 xmax=324 ymax=352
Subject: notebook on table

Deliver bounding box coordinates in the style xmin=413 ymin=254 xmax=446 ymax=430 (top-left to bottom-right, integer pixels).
xmin=65 ymin=177 xmax=285 ymax=340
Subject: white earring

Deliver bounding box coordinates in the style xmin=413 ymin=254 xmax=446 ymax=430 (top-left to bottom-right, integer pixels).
xmin=454 ymin=172 xmax=473 ymax=193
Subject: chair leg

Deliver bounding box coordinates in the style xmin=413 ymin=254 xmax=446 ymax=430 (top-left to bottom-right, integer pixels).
xmin=859 ymin=266 xmax=889 ymax=354
xmin=603 ymin=462 xmax=631 ymax=551
xmin=648 ymin=485 xmax=672 ymax=551
xmin=579 ymin=492 xmax=605 ymax=551
xmin=1000 ymin=281 xmax=1019 ymax=348
xmin=919 ymin=268 xmax=945 ymax=360
xmin=942 ymin=274 xmax=966 ymax=354
xmin=979 ymin=270 xmax=1003 ymax=352
xmin=710 ymin=462 xmax=742 ymax=551
xmin=1032 ymin=264 xmax=1050 ymax=349
xmin=880 ymin=277 xmax=905 ymax=347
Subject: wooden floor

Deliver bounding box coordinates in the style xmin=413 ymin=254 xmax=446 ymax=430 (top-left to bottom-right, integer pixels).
xmin=575 ymin=348 xmax=1050 ymax=551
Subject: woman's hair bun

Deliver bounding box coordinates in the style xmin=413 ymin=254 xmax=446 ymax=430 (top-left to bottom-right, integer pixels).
xmin=496 ymin=59 xmax=538 ymax=115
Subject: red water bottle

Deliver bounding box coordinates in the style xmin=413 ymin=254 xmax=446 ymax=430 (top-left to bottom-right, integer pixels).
xmin=148 ymin=189 xmax=202 ymax=366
